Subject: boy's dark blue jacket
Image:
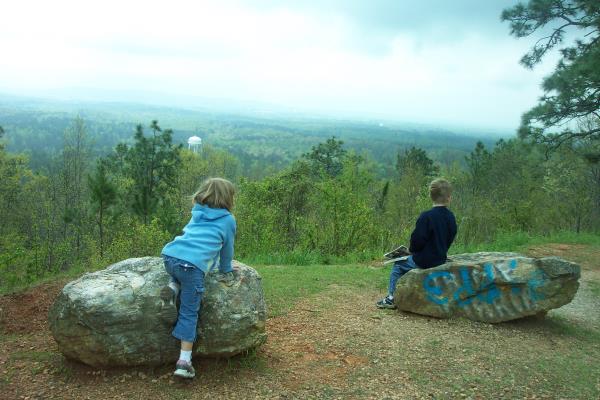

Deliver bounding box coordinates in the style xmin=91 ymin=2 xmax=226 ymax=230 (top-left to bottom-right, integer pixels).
xmin=409 ymin=206 xmax=457 ymax=269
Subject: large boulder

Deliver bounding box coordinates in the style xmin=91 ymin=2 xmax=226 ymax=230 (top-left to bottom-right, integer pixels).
xmin=48 ymin=257 xmax=267 ymax=367
xmin=394 ymin=252 xmax=580 ymax=323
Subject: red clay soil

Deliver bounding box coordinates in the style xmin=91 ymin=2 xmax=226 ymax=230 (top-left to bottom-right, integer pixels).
xmin=0 ymin=280 xmax=68 ymax=335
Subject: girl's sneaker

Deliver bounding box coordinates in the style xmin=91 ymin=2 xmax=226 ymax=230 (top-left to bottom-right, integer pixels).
xmin=174 ymin=360 xmax=195 ymax=378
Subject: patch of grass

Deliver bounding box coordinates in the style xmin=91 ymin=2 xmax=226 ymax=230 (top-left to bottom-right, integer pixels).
xmin=225 ymin=347 xmax=269 ymax=372
xmin=240 ymin=249 xmax=382 ymax=266
xmin=255 ymin=264 xmax=389 ymax=316
xmin=10 ymin=350 xmax=57 ymax=362
xmin=452 ymin=231 xmax=600 ymax=255
xmin=543 ymin=314 xmax=600 ymax=342
xmin=527 ymin=350 xmax=599 ymax=399
xmin=588 ymin=280 xmax=600 ymax=298
xmin=155 ymin=386 xmax=191 ymax=399
xmin=0 ymin=333 xmax=20 ymax=344
xmin=402 ymin=328 xmax=599 ymax=399
xmin=52 ymin=356 xmax=75 ymax=382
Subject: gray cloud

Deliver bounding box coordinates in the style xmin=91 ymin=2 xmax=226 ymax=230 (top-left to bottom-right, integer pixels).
xmin=244 ymin=0 xmax=521 ymax=53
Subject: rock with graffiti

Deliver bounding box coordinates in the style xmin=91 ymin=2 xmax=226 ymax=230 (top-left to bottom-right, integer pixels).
xmin=393 ymin=252 xmax=580 ymax=323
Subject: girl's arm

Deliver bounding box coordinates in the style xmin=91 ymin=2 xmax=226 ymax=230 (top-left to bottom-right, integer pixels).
xmin=218 ymin=216 xmax=236 ymax=273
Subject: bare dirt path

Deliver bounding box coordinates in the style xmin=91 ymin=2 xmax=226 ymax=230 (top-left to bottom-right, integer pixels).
xmin=0 ymin=245 xmax=598 ymax=400
xmin=527 ymin=244 xmax=600 ymax=329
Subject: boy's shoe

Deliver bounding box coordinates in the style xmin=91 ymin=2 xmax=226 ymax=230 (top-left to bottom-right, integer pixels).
xmin=376 ymin=297 xmax=396 ymax=309
xmin=173 ymin=360 xmax=195 ymax=379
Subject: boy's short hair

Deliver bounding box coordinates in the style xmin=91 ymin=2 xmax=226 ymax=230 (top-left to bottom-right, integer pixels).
xmin=429 ymin=178 xmax=452 ymax=203
xmin=193 ymin=178 xmax=236 ymax=211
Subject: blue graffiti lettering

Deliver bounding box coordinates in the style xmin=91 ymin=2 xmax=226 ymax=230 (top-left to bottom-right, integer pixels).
xmin=453 ymin=267 xmax=476 ymax=307
xmin=421 ymin=259 xmax=547 ymax=308
xmin=423 ymin=271 xmax=455 ymax=305
xmin=476 ymin=263 xmax=501 ymax=304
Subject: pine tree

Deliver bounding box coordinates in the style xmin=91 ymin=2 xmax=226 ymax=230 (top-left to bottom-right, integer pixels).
xmin=303 ymin=136 xmax=347 ymax=177
xmin=88 ymin=159 xmax=117 ymax=258
xmin=502 ymin=0 xmax=600 ymax=147
xmin=125 ymin=121 xmax=181 ymax=225
xmin=60 ymin=117 xmax=90 ymax=260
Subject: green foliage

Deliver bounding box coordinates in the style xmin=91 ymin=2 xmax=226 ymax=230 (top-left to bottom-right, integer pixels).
xmin=303 ymin=136 xmax=347 ymax=177
xmin=235 ymin=161 xmax=312 ymax=256
xmin=59 ymin=117 xmax=90 ymax=261
xmin=236 ymin=145 xmax=390 ymax=260
xmin=117 ymin=121 xmax=181 ymax=225
xmin=2 ymin=114 xmax=600 ymax=294
xmin=99 ymin=218 xmax=171 ymax=264
xmin=382 ymin=148 xmax=434 ymax=243
xmin=396 ymin=146 xmax=439 ymax=180
xmin=502 ymin=0 xmax=600 ymax=146
xmin=88 ymin=159 xmax=117 ymax=258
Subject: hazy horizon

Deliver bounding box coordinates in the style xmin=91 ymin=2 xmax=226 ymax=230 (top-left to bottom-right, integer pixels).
xmin=1 ymin=0 xmax=562 ymax=133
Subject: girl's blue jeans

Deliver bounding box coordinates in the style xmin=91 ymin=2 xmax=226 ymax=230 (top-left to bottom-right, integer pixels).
xmin=388 ymin=256 xmax=419 ymax=297
xmin=163 ymin=255 xmax=205 ymax=343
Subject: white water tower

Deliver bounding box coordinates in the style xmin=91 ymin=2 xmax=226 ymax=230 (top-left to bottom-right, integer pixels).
xmin=187 ymin=135 xmax=202 ymax=153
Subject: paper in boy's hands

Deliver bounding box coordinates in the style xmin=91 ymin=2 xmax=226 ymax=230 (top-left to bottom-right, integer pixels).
xmin=382 ymin=245 xmax=411 ymax=264
xmin=383 ymin=245 xmax=410 ymax=259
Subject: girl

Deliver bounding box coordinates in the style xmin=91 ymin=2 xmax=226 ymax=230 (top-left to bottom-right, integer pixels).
xmin=161 ymin=177 xmax=236 ymax=378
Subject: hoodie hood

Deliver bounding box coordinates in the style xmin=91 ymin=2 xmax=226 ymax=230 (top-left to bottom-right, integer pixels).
xmin=192 ymin=203 xmax=231 ymax=222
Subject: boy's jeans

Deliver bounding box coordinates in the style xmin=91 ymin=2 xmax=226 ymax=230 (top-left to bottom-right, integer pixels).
xmin=388 ymin=256 xmax=419 ymax=297
xmin=163 ymin=255 xmax=205 ymax=343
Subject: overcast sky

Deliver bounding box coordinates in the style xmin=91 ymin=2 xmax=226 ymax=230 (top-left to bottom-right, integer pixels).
xmin=0 ymin=0 xmax=561 ymax=131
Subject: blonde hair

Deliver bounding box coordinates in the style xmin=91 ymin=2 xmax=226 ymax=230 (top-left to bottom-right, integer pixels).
xmin=429 ymin=178 xmax=452 ymax=204
xmin=193 ymin=178 xmax=235 ymax=211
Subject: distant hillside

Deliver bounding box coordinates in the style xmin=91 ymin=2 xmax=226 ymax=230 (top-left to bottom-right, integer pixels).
xmin=0 ymin=94 xmax=504 ymax=172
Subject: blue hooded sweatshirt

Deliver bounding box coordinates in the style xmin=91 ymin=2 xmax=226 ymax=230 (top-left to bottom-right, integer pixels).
xmin=161 ymin=203 xmax=236 ymax=273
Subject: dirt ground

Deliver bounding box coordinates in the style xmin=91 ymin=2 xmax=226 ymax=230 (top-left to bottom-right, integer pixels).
xmin=0 ymin=245 xmax=598 ymax=400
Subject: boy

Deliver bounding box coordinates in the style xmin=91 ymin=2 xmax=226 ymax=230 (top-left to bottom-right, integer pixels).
xmin=377 ymin=178 xmax=457 ymax=309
